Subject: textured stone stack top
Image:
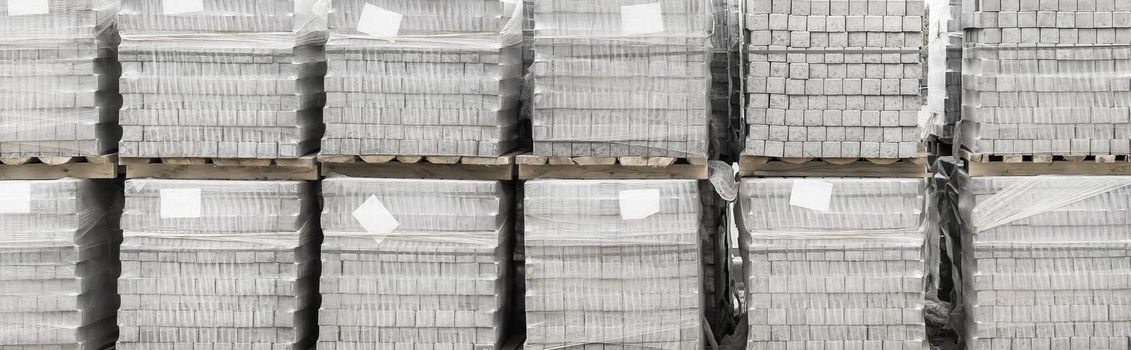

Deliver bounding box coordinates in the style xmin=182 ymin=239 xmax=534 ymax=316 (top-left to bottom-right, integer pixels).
xmin=739 ymin=178 xmax=930 ymax=350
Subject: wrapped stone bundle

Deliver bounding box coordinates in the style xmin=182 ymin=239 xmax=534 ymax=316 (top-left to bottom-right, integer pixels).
xmin=524 ymin=180 xmax=703 ymax=349
xmin=0 ymin=179 xmax=121 ymax=349
xmin=744 ymin=0 xmax=926 ymax=158
xmin=953 ymin=174 xmax=1131 ymax=350
xmin=321 ymin=0 xmax=524 ymax=157
xmin=319 ymin=178 xmax=513 ymax=349
xmin=117 ymin=180 xmax=319 ymax=349
xmin=0 ymin=0 xmax=120 ymax=158
xmin=738 ymin=178 xmax=931 ymax=350
xmin=531 ymin=0 xmax=713 ymax=158
xmin=118 ymin=0 xmax=327 ymax=159
xmin=959 ymin=1 xmax=1131 ymax=156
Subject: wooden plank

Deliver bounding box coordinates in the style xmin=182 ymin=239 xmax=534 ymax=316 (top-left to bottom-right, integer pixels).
xmin=163 ymin=158 xmax=208 ymax=165
xmin=276 ymin=156 xmax=317 ymax=167
xmin=966 ymin=161 xmax=1131 ymax=176
xmin=126 ymin=163 xmax=317 ymax=180
xmin=516 ymin=154 xmax=548 ymax=165
xmin=323 ymin=162 xmax=513 ymax=180
xmin=39 ymin=157 xmax=75 ymax=165
xmin=739 ymin=156 xmax=927 ymax=178
xmin=0 ymin=157 xmax=32 ymax=165
xmin=0 ymin=162 xmax=118 ymax=180
xmin=519 ymin=164 xmax=708 ymax=180
xmin=573 ymin=157 xmax=617 ymax=166
xmin=426 ymin=156 xmax=461 ymax=165
xmin=320 ymin=155 xmax=359 ymax=163
xmin=687 ymin=156 xmax=709 ymax=166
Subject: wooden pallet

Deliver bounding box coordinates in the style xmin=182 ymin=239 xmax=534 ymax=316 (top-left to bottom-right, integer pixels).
xmin=0 ymin=154 xmax=119 ymax=179
xmin=739 ymin=155 xmax=929 ymax=178
xmin=517 ymin=155 xmax=709 ymax=179
xmin=121 ymin=156 xmax=318 ymax=180
xmin=320 ymin=153 xmax=517 ymax=180
xmin=961 ymin=149 xmax=1131 ymax=176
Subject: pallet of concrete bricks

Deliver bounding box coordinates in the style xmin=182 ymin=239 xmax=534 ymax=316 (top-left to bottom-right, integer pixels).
xmin=958 ymin=0 xmax=1131 ymax=156
xmin=531 ymin=0 xmax=713 ymax=158
xmin=117 ymin=180 xmax=319 ymax=349
xmin=743 ymin=0 xmax=926 ymax=159
xmin=738 ymin=178 xmax=931 ymax=350
xmin=0 ymin=0 xmax=119 ymax=159
xmin=322 ymin=0 xmax=523 ymax=158
xmin=951 ymin=174 xmax=1131 ymax=350
xmin=117 ymin=0 xmax=326 ymax=159
xmin=320 ymin=178 xmax=513 ymax=349
xmin=524 ymin=180 xmax=703 ymax=349
xmin=0 ymin=179 xmax=121 ymax=350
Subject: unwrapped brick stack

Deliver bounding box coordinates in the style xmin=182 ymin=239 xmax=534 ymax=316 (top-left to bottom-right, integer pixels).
xmin=0 ymin=180 xmax=121 ymax=349
xmin=322 ymin=0 xmax=523 ymax=157
xmin=524 ymin=180 xmax=703 ymax=349
xmin=744 ymin=0 xmax=926 ymax=158
xmin=955 ymin=175 xmax=1131 ymax=350
xmin=118 ymin=0 xmax=325 ymax=159
xmin=739 ymin=178 xmax=930 ymax=350
xmin=531 ymin=0 xmax=712 ymax=158
xmin=0 ymin=0 xmax=119 ymax=157
xmin=959 ymin=1 xmax=1131 ymax=155
xmin=118 ymin=180 xmax=319 ymax=349
xmin=319 ymin=178 xmax=513 ymax=349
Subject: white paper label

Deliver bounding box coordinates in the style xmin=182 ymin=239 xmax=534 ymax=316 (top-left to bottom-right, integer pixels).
xmin=619 ymin=189 xmax=661 ymax=220
xmin=353 ymin=195 xmax=400 ymax=235
xmin=621 ymin=2 xmax=664 ymax=35
xmin=7 ymin=0 xmax=49 ymax=16
xmin=357 ymin=3 xmax=403 ymax=37
xmin=789 ymin=180 xmax=834 ymax=212
xmin=163 ymin=0 xmax=204 ymax=15
xmin=0 ymin=183 xmax=31 ymax=214
xmin=160 ymin=188 xmax=202 ymax=219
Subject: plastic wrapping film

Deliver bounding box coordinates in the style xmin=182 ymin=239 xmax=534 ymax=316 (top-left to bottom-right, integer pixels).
xmin=117 ymin=179 xmax=319 ymax=349
xmin=0 ymin=179 xmax=121 ymax=350
xmin=0 ymin=0 xmax=120 ymax=158
xmin=531 ymin=0 xmax=713 ymax=158
xmin=926 ymin=0 xmax=956 ymax=141
xmin=953 ymin=173 xmax=1131 ymax=350
xmin=319 ymin=178 xmax=513 ymax=349
xmin=941 ymin=0 xmax=964 ymax=141
xmin=321 ymin=0 xmax=524 ymax=157
xmin=958 ymin=1 xmax=1131 ymax=156
xmin=743 ymin=0 xmax=928 ymax=159
xmin=117 ymin=0 xmax=328 ymax=159
xmin=737 ymin=178 xmax=933 ymax=350
xmin=524 ymin=180 xmax=703 ymax=349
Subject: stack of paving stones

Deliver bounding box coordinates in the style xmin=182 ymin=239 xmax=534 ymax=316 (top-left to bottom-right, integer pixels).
xmin=524 ymin=180 xmax=702 ymax=348
xmin=321 ymin=0 xmax=523 ymax=157
xmin=117 ymin=180 xmax=319 ymax=349
xmin=943 ymin=0 xmax=963 ymax=141
xmin=955 ymin=175 xmax=1131 ymax=350
xmin=959 ymin=1 xmax=1131 ymax=156
xmin=0 ymin=179 xmax=121 ymax=349
xmin=531 ymin=0 xmax=712 ymax=158
xmin=739 ymin=178 xmax=929 ymax=350
xmin=117 ymin=0 xmax=324 ymax=159
xmin=744 ymin=0 xmax=926 ymax=158
xmin=0 ymin=0 xmax=119 ymax=157
xmin=319 ymin=178 xmax=513 ymax=349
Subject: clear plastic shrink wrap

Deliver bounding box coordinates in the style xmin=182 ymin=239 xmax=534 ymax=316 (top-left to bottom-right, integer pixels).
xmin=954 ymin=174 xmax=1131 ymax=350
xmin=531 ymin=0 xmax=713 ymax=158
xmin=321 ymin=0 xmax=524 ymax=157
xmin=959 ymin=1 xmax=1131 ymax=156
xmin=737 ymin=178 xmax=932 ymax=350
xmin=0 ymin=179 xmax=121 ymax=349
xmin=0 ymin=0 xmax=120 ymax=158
xmin=743 ymin=0 xmax=927 ymax=158
xmin=117 ymin=180 xmax=319 ymax=349
xmin=319 ymin=178 xmax=513 ymax=349
xmin=117 ymin=0 xmax=327 ymax=159
xmin=524 ymin=180 xmax=703 ymax=349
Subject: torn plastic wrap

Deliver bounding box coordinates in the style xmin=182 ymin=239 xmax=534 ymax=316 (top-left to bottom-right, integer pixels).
xmin=524 ymin=180 xmax=703 ymax=349
xmin=743 ymin=0 xmax=927 ymax=159
xmin=321 ymin=0 xmax=524 ymax=157
xmin=319 ymin=178 xmax=514 ymax=349
xmin=531 ymin=0 xmax=713 ymax=158
xmin=117 ymin=180 xmax=319 ymax=349
xmin=958 ymin=2 xmax=1131 ymax=156
xmin=954 ymin=174 xmax=1131 ymax=350
xmin=0 ymin=0 xmax=120 ymax=158
xmin=117 ymin=0 xmax=327 ymax=159
xmin=0 ymin=179 xmax=121 ymax=350
xmin=737 ymin=178 xmax=932 ymax=350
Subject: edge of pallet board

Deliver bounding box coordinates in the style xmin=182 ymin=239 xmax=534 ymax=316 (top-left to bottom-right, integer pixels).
xmin=119 ymin=156 xmax=317 ymax=168
xmin=516 ymin=154 xmax=709 ymax=167
xmin=957 ymin=149 xmax=1131 ymax=176
xmin=321 ymin=162 xmax=515 ymax=180
xmin=518 ymin=163 xmax=709 ymax=180
xmin=319 ymin=152 xmax=518 ymax=166
xmin=125 ymin=163 xmax=319 ymax=180
xmin=0 ymin=155 xmax=120 ymax=180
xmin=738 ymin=155 xmax=929 ymax=178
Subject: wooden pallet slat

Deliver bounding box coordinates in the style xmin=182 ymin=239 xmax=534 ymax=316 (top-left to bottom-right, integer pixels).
xmin=0 ymin=154 xmax=120 ymax=180
xmin=959 ymin=149 xmax=1131 ymax=176
xmin=121 ymin=156 xmax=318 ymax=180
xmin=518 ymin=154 xmax=709 ymax=180
xmin=738 ymin=155 xmax=929 ymax=178
xmin=320 ymin=152 xmax=520 ymax=180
